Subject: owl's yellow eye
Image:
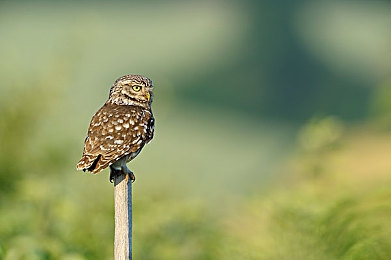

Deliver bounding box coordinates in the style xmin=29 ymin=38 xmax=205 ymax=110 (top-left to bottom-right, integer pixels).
xmin=132 ymin=85 xmax=142 ymax=92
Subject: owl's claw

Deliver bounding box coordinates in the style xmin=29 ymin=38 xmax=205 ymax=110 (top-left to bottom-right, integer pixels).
xmin=109 ymin=169 xmax=118 ymax=183
xmin=125 ymin=169 xmax=136 ymax=183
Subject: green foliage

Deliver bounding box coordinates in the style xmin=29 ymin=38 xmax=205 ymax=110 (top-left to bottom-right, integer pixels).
xmin=1 ymin=90 xmax=391 ymax=259
xmin=134 ymin=196 xmax=223 ymax=260
xmin=0 ymin=85 xmax=48 ymax=196
xmin=296 ymin=116 xmax=344 ymax=177
xmin=268 ymin=189 xmax=391 ymax=259
xmin=371 ymin=79 xmax=391 ymax=129
xmin=222 ymin=176 xmax=391 ymax=260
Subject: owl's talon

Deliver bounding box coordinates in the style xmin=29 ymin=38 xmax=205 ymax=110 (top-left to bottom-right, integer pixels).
xmin=126 ymin=170 xmax=136 ymax=183
xmin=124 ymin=173 xmax=135 ymax=183
xmin=109 ymin=169 xmax=119 ymax=183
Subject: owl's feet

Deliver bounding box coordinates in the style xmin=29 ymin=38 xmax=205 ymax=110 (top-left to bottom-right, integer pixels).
xmin=109 ymin=167 xmax=135 ymax=183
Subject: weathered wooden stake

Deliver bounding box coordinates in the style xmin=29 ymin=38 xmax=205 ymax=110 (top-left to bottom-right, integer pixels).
xmin=114 ymin=173 xmax=132 ymax=260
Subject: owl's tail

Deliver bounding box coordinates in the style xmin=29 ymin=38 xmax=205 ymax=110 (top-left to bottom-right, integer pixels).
xmin=76 ymin=154 xmax=96 ymax=171
xmin=76 ymin=154 xmax=107 ymax=173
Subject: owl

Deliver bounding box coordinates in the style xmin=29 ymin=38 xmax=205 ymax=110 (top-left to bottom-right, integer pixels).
xmin=76 ymin=74 xmax=155 ymax=182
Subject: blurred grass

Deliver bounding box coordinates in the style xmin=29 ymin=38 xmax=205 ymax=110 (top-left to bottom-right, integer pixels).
xmin=223 ymin=127 xmax=391 ymax=260
xmin=1 ymin=83 xmax=391 ymax=259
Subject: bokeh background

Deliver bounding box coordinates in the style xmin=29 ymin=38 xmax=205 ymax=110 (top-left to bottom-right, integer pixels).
xmin=1 ymin=1 xmax=391 ymax=259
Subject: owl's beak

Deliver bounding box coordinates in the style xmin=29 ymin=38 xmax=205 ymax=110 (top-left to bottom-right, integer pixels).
xmin=145 ymin=92 xmax=151 ymax=102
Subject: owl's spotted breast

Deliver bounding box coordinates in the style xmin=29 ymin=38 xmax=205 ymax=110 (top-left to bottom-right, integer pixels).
xmin=77 ymin=103 xmax=154 ymax=173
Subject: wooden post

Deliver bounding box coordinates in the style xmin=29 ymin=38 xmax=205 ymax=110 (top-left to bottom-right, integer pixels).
xmin=114 ymin=173 xmax=132 ymax=260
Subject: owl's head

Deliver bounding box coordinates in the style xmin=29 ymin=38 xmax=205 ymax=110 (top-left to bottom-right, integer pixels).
xmin=108 ymin=74 xmax=154 ymax=108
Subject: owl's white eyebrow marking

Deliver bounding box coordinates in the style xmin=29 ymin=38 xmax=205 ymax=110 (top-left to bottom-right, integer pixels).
xmin=121 ymin=80 xmax=132 ymax=85
xmin=114 ymin=140 xmax=124 ymax=144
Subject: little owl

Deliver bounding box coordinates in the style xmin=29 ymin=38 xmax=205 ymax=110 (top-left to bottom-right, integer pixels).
xmin=76 ymin=74 xmax=155 ymax=182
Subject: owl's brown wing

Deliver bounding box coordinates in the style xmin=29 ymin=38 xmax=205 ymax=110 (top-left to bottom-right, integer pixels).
xmin=76 ymin=103 xmax=154 ymax=174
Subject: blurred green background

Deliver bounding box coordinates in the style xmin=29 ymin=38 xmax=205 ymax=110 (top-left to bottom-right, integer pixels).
xmin=1 ymin=1 xmax=391 ymax=259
